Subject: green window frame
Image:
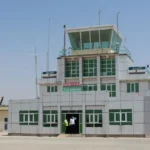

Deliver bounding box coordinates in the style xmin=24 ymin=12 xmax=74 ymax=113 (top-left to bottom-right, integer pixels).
xmin=101 ymin=83 xmax=116 ymax=97
xmin=65 ymin=60 xmax=79 ymax=77
xmin=82 ymin=84 xmax=97 ymax=91
xmin=100 ymin=57 xmax=116 ymax=76
xmin=86 ymin=110 xmax=102 ymax=127
xmin=83 ymin=59 xmax=97 ymax=76
xmin=19 ymin=111 xmax=38 ymax=125
xmin=47 ymin=86 xmax=58 ymax=92
xmin=109 ymin=109 xmax=132 ymax=125
xmin=127 ymin=83 xmax=139 ymax=93
xmin=43 ymin=110 xmax=58 ymax=127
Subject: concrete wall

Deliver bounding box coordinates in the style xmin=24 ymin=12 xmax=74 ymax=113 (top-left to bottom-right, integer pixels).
xmin=8 ymin=91 xmax=146 ymax=136
xmin=144 ymin=96 xmax=150 ymax=135
xmin=0 ymin=109 xmax=8 ymax=131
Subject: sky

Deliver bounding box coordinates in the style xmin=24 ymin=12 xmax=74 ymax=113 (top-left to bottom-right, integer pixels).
xmin=0 ymin=0 xmax=150 ymax=104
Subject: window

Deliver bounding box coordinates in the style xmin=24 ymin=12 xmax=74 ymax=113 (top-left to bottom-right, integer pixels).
xmin=65 ymin=60 xmax=79 ymax=77
xmin=19 ymin=111 xmax=38 ymax=125
xmin=127 ymin=83 xmax=139 ymax=93
xmin=68 ymin=32 xmax=81 ymax=50
xmin=100 ymin=57 xmax=115 ymax=76
xmin=109 ymin=109 xmax=132 ymax=125
xmin=47 ymin=86 xmax=58 ymax=92
xmin=83 ymin=59 xmax=97 ymax=76
xmin=86 ymin=110 xmax=102 ymax=127
xmin=4 ymin=118 xmax=8 ymax=122
xmin=101 ymin=83 xmax=116 ymax=97
xmin=43 ymin=110 xmax=58 ymax=127
xmin=82 ymin=84 xmax=97 ymax=91
xmin=81 ymin=31 xmax=90 ymax=50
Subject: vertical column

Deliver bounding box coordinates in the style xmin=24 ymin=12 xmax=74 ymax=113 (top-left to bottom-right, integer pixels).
xmin=82 ymin=94 xmax=86 ymax=135
xmin=79 ymin=57 xmax=82 ymax=83
xmin=62 ymin=57 xmax=65 ymax=83
xmin=97 ymin=55 xmax=101 ymax=91
xmin=57 ymin=105 xmax=61 ymax=134
xmin=38 ymin=97 xmax=43 ymax=135
xmin=115 ymin=55 xmax=120 ymax=100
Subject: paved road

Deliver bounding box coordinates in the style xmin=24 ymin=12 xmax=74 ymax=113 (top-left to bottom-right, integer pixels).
xmin=0 ymin=136 xmax=150 ymax=150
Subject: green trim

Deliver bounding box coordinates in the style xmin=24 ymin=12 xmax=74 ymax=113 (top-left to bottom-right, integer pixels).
xmin=19 ymin=123 xmax=28 ymax=125
xmin=19 ymin=111 xmax=28 ymax=113
xmin=110 ymin=122 xmax=132 ymax=125
xmin=29 ymin=111 xmax=38 ymax=113
xmin=95 ymin=110 xmax=102 ymax=113
xmin=29 ymin=123 xmax=38 ymax=125
xmin=109 ymin=109 xmax=120 ymax=112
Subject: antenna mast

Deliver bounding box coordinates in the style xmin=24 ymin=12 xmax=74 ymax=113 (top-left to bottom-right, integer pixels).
xmin=35 ymin=47 xmax=38 ymax=99
xmin=47 ymin=18 xmax=50 ymax=72
xmin=116 ymin=12 xmax=120 ymax=51
xmin=98 ymin=9 xmax=101 ymax=25
xmin=98 ymin=9 xmax=101 ymax=49
xmin=63 ymin=25 xmax=66 ymax=56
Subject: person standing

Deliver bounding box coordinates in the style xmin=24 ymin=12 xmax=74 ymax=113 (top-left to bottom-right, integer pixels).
xmin=64 ymin=119 xmax=68 ymax=134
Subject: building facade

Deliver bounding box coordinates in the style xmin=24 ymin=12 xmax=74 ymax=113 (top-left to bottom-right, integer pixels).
xmin=0 ymin=106 xmax=8 ymax=131
xmin=8 ymin=25 xmax=150 ymax=137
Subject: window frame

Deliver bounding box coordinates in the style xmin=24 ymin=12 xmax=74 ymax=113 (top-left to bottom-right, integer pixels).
xmin=19 ymin=111 xmax=38 ymax=125
xmin=65 ymin=60 xmax=79 ymax=77
xmin=100 ymin=57 xmax=116 ymax=76
xmin=127 ymin=82 xmax=139 ymax=93
xmin=83 ymin=59 xmax=97 ymax=77
xmin=109 ymin=109 xmax=132 ymax=125
xmin=101 ymin=83 xmax=116 ymax=97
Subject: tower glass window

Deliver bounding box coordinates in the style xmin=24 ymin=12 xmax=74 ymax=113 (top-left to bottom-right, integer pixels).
xmin=91 ymin=30 xmax=99 ymax=49
xmin=83 ymin=59 xmax=97 ymax=76
xmin=101 ymin=57 xmax=116 ymax=76
xmin=81 ymin=31 xmax=90 ymax=50
xmin=68 ymin=32 xmax=81 ymax=50
xmin=65 ymin=60 xmax=79 ymax=77
xmin=100 ymin=29 xmax=112 ymax=48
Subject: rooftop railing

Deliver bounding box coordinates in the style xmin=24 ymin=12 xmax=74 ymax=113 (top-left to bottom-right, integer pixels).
xmin=119 ymin=46 xmax=132 ymax=59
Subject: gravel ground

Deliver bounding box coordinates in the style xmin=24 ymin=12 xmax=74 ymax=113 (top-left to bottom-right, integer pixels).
xmin=0 ymin=135 xmax=150 ymax=150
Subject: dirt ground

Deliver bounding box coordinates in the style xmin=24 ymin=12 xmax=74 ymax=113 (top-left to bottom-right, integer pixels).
xmin=0 ymin=134 xmax=150 ymax=150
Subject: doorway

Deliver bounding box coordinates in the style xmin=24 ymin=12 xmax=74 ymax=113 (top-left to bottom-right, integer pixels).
xmin=66 ymin=114 xmax=79 ymax=134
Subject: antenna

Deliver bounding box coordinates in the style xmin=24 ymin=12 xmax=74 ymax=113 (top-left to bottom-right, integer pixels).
xmin=116 ymin=12 xmax=120 ymax=51
xmin=47 ymin=18 xmax=50 ymax=72
xmin=98 ymin=9 xmax=101 ymax=49
xmin=98 ymin=9 xmax=101 ymax=26
xmin=63 ymin=25 xmax=66 ymax=56
xmin=35 ymin=47 xmax=38 ymax=99
xmin=117 ymin=12 xmax=120 ymax=30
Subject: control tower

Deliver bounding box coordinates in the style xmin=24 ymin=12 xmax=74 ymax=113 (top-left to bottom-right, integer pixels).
xmin=66 ymin=25 xmax=122 ymax=56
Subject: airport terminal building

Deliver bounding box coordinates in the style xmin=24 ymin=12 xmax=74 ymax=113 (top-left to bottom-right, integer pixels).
xmin=8 ymin=25 xmax=150 ymax=137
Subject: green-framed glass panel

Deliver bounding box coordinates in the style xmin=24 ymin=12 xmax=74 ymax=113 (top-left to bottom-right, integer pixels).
xmin=109 ymin=109 xmax=132 ymax=125
xmin=65 ymin=60 xmax=79 ymax=77
xmin=100 ymin=57 xmax=116 ymax=76
xmin=83 ymin=59 xmax=97 ymax=76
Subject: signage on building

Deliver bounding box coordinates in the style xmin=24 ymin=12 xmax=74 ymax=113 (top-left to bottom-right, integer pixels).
xmin=63 ymin=82 xmax=82 ymax=87
xmin=62 ymin=86 xmax=82 ymax=92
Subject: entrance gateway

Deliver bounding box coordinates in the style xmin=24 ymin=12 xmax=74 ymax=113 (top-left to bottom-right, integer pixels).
xmin=61 ymin=110 xmax=82 ymax=134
